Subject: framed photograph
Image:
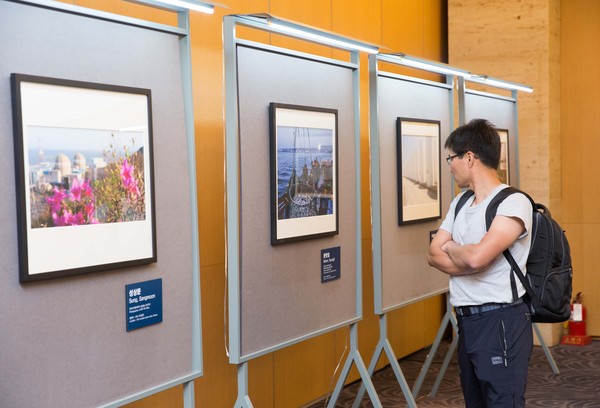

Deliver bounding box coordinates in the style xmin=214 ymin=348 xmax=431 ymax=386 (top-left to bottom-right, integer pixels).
xmin=269 ymin=103 xmax=338 ymax=245
xmin=396 ymin=118 xmax=441 ymax=225
xmin=497 ymin=128 xmax=510 ymax=185
xmin=11 ymin=74 xmax=157 ymax=282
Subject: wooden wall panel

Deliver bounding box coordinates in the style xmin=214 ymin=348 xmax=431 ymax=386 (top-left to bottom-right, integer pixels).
xmin=269 ymin=0 xmax=333 ymax=58
xmin=582 ymin=225 xmax=600 ymax=335
xmin=126 ymin=386 xmax=183 ymax=408
xmin=382 ymin=0 xmax=423 ymax=55
xmin=381 ymin=0 xmax=444 ymax=84
xmin=388 ymin=302 xmax=428 ymax=356
xmin=547 ymin=1 xmax=562 ymax=218
xmin=189 ymin=10 xmax=228 ymax=269
xmin=332 ymin=0 xmax=382 ymax=45
xmin=273 ymin=333 xmax=337 ymax=408
xmin=561 ymin=0 xmax=600 ymax=336
xmin=423 ymin=0 xmax=447 ymax=62
xmin=561 ymin=0 xmax=600 ymax=224
xmin=195 ymin=264 xmax=238 ymax=408
xmin=559 ymin=7 xmax=584 ymax=225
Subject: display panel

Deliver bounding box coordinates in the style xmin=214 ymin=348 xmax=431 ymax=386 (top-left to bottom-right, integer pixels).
xmin=0 ymin=3 xmax=197 ymax=406
xmin=463 ymin=90 xmax=517 ymax=189
xmin=233 ymin=44 xmax=358 ymax=361
xmin=372 ymin=72 xmax=452 ymax=314
xmin=269 ymin=103 xmax=338 ymax=244
xmin=11 ymin=74 xmax=157 ymax=282
xmin=396 ymin=117 xmax=441 ymax=225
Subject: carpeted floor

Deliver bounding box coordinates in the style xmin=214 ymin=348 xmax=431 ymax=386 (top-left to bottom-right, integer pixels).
xmin=308 ymin=338 xmax=600 ymax=407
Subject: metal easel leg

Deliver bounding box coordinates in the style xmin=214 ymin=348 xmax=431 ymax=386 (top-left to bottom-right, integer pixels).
xmin=351 ymin=314 xmax=417 ymax=408
xmin=429 ymin=316 xmax=458 ymax=397
xmin=533 ymin=322 xmax=560 ymax=374
xmin=183 ymin=380 xmax=194 ymax=408
xmin=412 ymin=296 xmax=457 ymax=399
xmin=234 ymin=362 xmax=254 ymax=408
xmin=327 ymin=323 xmax=382 ymax=408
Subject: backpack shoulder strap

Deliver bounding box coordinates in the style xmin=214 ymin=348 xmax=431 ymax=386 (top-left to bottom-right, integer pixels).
xmin=484 ymin=186 xmax=521 ymax=230
xmin=485 ymin=186 xmax=537 ymax=301
xmin=454 ymin=189 xmax=475 ymax=219
xmin=485 ymin=186 xmax=538 ymax=229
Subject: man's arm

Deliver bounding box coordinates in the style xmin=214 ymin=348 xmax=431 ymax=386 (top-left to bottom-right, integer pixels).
xmin=441 ymin=215 xmax=526 ymax=275
xmin=428 ymin=229 xmax=463 ymax=275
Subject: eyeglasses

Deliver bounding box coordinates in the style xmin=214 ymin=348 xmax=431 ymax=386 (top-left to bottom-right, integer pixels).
xmin=446 ymin=154 xmax=461 ymax=165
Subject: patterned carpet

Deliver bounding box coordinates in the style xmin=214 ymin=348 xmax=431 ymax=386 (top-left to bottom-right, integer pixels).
xmin=308 ymin=337 xmax=600 ymax=407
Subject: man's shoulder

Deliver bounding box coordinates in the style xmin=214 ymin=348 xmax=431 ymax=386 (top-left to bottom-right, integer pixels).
xmin=495 ymin=188 xmax=532 ymax=208
xmin=494 ymin=188 xmax=533 ymax=226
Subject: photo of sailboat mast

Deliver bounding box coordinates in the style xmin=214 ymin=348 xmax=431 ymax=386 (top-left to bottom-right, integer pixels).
xmin=277 ymin=126 xmax=334 ymax=220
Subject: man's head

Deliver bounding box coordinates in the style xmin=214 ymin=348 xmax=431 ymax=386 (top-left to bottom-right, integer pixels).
xmin=444 ymin=119 xmax=501 ymax=170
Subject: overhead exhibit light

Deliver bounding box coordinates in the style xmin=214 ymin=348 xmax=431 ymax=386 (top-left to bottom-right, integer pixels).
xmin=133 ymin=0 xmax=215 ymax=14
xmin=386 ymin=53 xmax=472 ymax=78
xmin=265 ymin=17 xmax=379 ymax=54
xmin=470 ymin=75 xmax=533 ymax=93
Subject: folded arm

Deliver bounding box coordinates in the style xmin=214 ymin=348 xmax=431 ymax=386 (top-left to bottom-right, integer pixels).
xmin=429 ymin=215 xmax=526 ymax=276
xmin=428 ymin=229 xmax=463 ymax=275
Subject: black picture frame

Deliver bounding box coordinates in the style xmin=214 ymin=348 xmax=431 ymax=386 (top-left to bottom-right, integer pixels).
xmin=396 ymin=117 xmax=442 ymax=225
xmin=497 ymin=128 xmax=510 ymax=185
xmin=269 ymin=103 xmax=339 ymax=245
xmin=11 ymin=73 xmax=157 ymax=282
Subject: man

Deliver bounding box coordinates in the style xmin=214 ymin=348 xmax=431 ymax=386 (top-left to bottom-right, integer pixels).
xmin=428 ymin=119 xmax=533 ymax=407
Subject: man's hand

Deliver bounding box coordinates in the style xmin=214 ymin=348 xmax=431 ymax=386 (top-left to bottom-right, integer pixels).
xmin=428 ymin=229 xmax=463 ymax=275
xmin=440 ymin=215 xmax=526 ymax=275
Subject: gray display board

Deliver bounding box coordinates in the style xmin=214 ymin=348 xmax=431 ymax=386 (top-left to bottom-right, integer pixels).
xmin=463 ymin=89 xmax=519 ymax=186
xmin=0 ymin=2 xmax=198 ymax=407
xmin=373 ymin=73 xmax=453 ymax=314
xmin=231 ymin=43 xmax=359 ymax=362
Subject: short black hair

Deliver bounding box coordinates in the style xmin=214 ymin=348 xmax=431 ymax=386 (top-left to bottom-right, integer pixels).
xmin=444 ymin=119 xmax=501 ymax=169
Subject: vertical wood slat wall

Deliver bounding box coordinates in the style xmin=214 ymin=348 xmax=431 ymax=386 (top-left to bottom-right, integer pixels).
xmin=448 ymin=0 xmax=600 ymax=339
xmin=54 ymin=1 xmax=448 ymax=407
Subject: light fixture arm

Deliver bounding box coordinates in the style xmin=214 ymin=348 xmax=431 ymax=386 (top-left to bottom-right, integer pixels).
xmin=234 ymin=14 xmax=379 ymax=54
xmin=378 ymin=52 xmax=472 ymax=78
xmin=129 ymin=0 xmax=215 ymax=14
xmin=469 ymin=74 xmax=533 ymax=93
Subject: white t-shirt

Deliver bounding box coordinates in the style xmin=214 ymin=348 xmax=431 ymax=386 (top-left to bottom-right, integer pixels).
xmin=439 ymin=184 xmax=533 ymax=306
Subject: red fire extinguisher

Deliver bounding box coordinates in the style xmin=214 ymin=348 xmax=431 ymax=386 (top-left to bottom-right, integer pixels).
xmin=568 ymin=292 xmax=587 ymax=337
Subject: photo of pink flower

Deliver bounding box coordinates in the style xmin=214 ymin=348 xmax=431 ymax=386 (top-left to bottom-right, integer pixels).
xmin=28 ymin=127 xmax=146 ymax=228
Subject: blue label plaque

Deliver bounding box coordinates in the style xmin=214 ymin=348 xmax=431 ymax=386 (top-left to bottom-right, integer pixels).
xmin=126 ymin=278 xmax=163 ymax=331
xmin=321 ymin=246 xmax=341 ymax=283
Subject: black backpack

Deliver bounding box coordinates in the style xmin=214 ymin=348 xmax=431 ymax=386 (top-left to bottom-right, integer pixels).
xmin=454 ymin=187 xmax=573 ymax=323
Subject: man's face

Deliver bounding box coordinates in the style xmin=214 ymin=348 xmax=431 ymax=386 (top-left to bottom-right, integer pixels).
xmin=447 ymin=151 xmax=469 ymax=188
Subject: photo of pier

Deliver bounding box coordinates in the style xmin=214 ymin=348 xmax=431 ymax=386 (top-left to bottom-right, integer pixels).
xmin=397 ymin=118 xmax=441 ymax=224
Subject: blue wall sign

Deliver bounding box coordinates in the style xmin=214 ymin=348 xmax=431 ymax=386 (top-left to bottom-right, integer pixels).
xmin=321 ymin=246 xmax=341 ymax=283
xmin=126 ymin=278 xmax=163 ymax=331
